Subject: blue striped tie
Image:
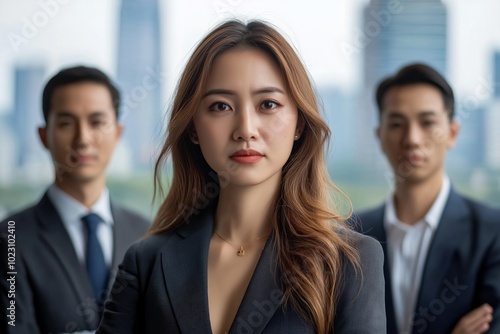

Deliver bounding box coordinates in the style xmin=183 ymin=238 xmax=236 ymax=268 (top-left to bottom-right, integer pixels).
xmin=81 ymin=213 xmax=109 ymax=304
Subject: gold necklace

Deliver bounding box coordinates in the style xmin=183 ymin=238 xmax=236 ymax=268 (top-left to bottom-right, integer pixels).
xmin=213 ymin=230 xmax=269 ymax=257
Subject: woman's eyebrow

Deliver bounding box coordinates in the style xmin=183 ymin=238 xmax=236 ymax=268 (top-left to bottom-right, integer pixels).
xmin=202 ymin=86 xmax=285 ymax=98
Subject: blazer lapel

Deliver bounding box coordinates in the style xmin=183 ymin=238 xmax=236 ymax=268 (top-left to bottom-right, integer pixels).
xmin=415 ymin=188 xmax=470 ymax=311
xmin=160 ymin=210 xmax=213 ymax=333
xmin=36 ymin=193 xmax=97 ymax=325
xmin=364 ymin=206 xmax=399 ymax=334
xmin=228 ymin=235 xmax=281 ymax=334
xmin=159 ymin=208 xmax=281 ymax=334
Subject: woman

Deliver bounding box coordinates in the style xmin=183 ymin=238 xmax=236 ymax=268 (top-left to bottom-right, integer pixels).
xmin=97 ymin=20 xmax=385 ymax=333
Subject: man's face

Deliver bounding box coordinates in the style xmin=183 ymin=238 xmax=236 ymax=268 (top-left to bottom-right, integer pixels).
xmin=39 ymin=82 xmax=122 ymax=185
xmin=377 ymin=83 xmax=459 ymax=184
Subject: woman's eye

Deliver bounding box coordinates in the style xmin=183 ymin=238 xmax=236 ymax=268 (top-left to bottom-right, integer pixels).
xmin=261 ymin=100 xmax=279 ymax=110
xmin=209 ymin=102 xmax=231 ymax=112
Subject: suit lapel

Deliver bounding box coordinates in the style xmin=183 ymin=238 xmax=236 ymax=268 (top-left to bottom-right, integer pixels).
xmin=36 ymin=193 xmax=97 ymax=324
xmin=228 ymin=235 xmax=281 ymax=334
xmin=415 ymin=189 xmax=470 ymax=311
xmin=160 ymin=210 xmax=214 ymax=333
xmin=109 ymin=203 xmax=134 ymax=292
xmin=109 ymin=201 xmax=149 ymax=291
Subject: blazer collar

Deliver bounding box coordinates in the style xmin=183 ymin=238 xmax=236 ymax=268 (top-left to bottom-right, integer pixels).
xmin=160 ymin=209 xmax=281 ymax=334
xmin=36 ymin=192 xmax=99 ymax=328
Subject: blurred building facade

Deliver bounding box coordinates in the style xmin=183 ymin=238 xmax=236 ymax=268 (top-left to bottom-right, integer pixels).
xmin=485 ymin=51 xmax=500 ymax=169
xmin=357 ymin=0 xmax=448 ymax=181
xmin=14 ymin=65 xmax=46 ymax=167
xmin=117 ymin=0 xmax=163 ymax=171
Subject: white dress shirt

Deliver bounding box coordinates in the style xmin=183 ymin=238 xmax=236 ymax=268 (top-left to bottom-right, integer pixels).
xmin=47 ymin=185 xmax=114 ymax=267
xmin=384 ymin=176 xmax=451 ymax=334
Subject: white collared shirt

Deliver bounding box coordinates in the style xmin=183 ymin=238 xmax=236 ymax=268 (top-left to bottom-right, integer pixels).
xmin=47 ymin=185 xmax=114 ymax=267
xmin=384 ymin=176 xmax=451 ymax=334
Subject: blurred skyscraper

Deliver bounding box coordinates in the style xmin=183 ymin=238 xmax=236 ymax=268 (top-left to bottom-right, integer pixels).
xmin=449 ymin=104 xmax=486 ymax=169
xmin=117 ymin=0 xmax=163 ymax=171
xmin=0 ymin=112 xmax=16 ymax=185
xmin=318 ymin=87 xmax=357 ymax=163
xmin=485 ymin=51 xmax=500 ymax=169
xmin=494 ymin=52 xmax=500 ymax=99
xmin=13 ymin=65 xmax=46 ymax=167
xmin=357 ymin=0 xmax=448 ymax=181
xmin=362 ymin=0 xmax=447 ymax=93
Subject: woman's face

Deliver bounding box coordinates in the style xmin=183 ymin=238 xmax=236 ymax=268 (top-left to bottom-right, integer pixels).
xmin=193 ymin=47 xmax=301 ymax=188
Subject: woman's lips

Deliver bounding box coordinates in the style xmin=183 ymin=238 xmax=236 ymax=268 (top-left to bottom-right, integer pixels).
xmin=230 ymin=149 xmax=264 ymax=164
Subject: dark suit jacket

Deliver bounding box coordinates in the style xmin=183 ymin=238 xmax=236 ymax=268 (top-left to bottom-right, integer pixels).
xmin=354 ymin=188 xmax=500 ymax=334
xmin=0 ymin=191 xmax=150 ymax=334
xmin=96 ymin=207 xmax=386 ymax=334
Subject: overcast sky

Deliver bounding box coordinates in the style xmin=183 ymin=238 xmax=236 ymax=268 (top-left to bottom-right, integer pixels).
xmin=1 ymin=0 xmax=499 ymax=113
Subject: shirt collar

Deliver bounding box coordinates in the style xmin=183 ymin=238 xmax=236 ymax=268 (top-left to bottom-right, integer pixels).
xmin=384 ymin=175 xmax=451 ymax=231
xmin=47 ymin=184 xmax=114 ymax=226
xmin=384 ymin=193 xmax=402 ymax=229
xmin=424 ymin=175 xmax=450 ymax=230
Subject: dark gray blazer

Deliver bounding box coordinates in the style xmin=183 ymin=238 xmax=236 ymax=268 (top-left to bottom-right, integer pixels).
xmin=355 ymin=188 xmax=500 ymax=334
xmin=96 ymin=208 xmax=386 ymax=334
xmin=0 ymin=191 xmax=150 ymax=334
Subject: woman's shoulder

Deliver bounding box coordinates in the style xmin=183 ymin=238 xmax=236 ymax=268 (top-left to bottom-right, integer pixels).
xmin=332 ymin=228 xmax=387 ymax=332
xmin=333 ymin=226 xmax=384 ymax=269
xmin=124 ymin=228 xmax=180 ymax=263
xmin=345 ymin=228 xmax=383 ymax=257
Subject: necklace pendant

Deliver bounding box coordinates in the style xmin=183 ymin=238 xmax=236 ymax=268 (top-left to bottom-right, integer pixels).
xmin=237 ymin=247 xmax=245 ymax=257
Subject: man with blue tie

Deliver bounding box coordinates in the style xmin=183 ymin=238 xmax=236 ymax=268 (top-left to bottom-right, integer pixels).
xmin=0 ymin=66 xmax=149 ymax=333
xmin=355 ymin=63 xmax=500 ymax=334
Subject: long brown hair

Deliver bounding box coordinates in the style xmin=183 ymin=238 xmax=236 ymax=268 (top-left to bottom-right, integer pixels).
xmin=149 ymin=20 xmax=360 ymax=333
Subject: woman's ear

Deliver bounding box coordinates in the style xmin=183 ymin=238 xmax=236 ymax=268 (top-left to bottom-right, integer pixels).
xmin=294 ymin=112 xmax=306 ymax=140
xmin=189 ymin=127 xmax=199 ymax=144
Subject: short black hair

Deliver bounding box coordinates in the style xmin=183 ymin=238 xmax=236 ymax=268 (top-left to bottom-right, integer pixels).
xmin=375 ymin=63 xmax=455 ymax=120
xmin=42 ymin=65 xmax=120 ymax=122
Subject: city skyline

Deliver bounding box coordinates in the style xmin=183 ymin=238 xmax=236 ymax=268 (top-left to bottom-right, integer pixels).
xmin=1 ymin=0 xmax=500 ymax=115
xmin=1 ymin=1 xmax=498 ymax=171
xmin=1 ymin=0 xmax=499 ymax=216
